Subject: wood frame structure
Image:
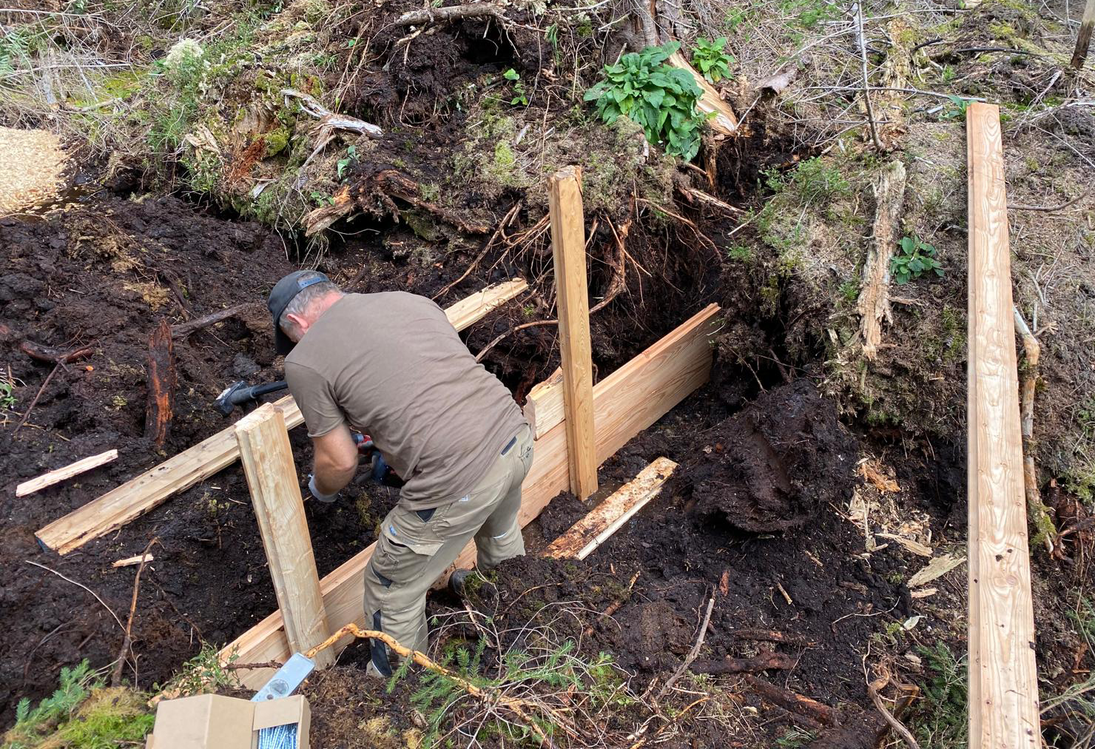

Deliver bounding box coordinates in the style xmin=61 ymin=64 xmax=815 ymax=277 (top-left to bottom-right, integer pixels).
xmin=235 ymin=404 xmax=333 ymax=667
xmin=548 ymin=166 xmax=598 ymax=500
xmin=966 ymin=102 xmax=1040 ymax=747
xmin=35 ymin=279 xmax=528 ymax=555
xmin=222 ymin=304 xmax=720 ymax=688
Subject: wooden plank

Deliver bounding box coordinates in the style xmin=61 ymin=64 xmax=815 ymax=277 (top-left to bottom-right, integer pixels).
xmin=966 ymin=101 xmax=1040 ymax=748
xmin=444 ymin=278 xmax=528 ymax=331
xmin=668 ymin=51 xmax=738 ymax=136
xmin=222 ymin=304 xmax=720 ymax=688
xmin=523 ymin=367 xmax=563 ymax=439
xmin=235 ymin=404 xmax=333 ymax=667
xmin=35 ymin=283 xmax=528 ymax=555
xmin=549 ymin=167 xmax=598 ymax=499
xmin=544 ymin=457 xmax=677 ymax=560
xmin=16 ymin=449 xmax=119 ymax=498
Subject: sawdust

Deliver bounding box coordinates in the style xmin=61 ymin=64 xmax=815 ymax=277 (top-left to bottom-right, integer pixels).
xmin=0 ymin=127 xmax=67 ymax=215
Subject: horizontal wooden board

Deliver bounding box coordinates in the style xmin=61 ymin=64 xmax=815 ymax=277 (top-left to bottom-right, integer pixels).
xmin=36 ymin=281 xmax=528 ymax=555
xmin=17 ymin=449 xmax=119 ymax=497
xmin=223 ymin=304 xmax=720 ymax=688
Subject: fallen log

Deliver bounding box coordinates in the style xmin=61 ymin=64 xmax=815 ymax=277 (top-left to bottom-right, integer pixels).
xmin=221 ymin=304 xmax=721 ymax=688
xmin=393 ymin=3 xmax=506 ymax=26
xmin=170 ymin=303 xmax=260 ymax=339
xmin=543 ymin=457 xmax=677 ymax=560
xmin=35 ymin=280 xmax=530 ymax=555
xmin=16 ymin=449 xmax=119 ymax=497
xmin=144 ymin=320 xmax=176 ymax=450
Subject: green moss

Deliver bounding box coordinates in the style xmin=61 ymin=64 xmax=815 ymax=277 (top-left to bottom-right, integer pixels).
xmin=264 ymin=126 xmax=290 ymax=157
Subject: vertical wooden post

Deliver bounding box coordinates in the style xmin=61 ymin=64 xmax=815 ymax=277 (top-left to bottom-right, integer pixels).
xmin=548 ymin=166 xmax=598 ymax=500
xmin=235 ymin=403 xmax=333 ymax=667
xmin=1072 ymin=0 xmax=1095 ymax=69
xmin=966 ymin=102 xmax=1039 ymax=748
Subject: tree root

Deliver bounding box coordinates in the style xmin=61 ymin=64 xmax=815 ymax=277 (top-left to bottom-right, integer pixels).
xmin=1014 ymin=307 xmax=1058 ymax=555
xmin=692 ymin=650 xmax=797 ymax=674
xmin=306 ymin=623 xmax=571 ymax=746
xmin=394 ymin=3 xmax=507 ymax=27
xmin=867 ymin=665 xmax=920 ymax=749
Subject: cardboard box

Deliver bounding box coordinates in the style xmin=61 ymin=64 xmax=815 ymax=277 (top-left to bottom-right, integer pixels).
xmin=149 ymin=694 xmax=310 ymax=749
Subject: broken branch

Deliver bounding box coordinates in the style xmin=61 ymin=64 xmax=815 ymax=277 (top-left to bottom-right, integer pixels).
xmin=655 ymin=596 xmax=716 ymax=701
xmin=1014 ymin=307 xmax=1057 ymax=554
xmin=113 ymin=537 xmax=158 ymax=687
xmin=170 ymin=303 xmax=260 ymax=339
xmin=393 ymin=3 xmax=506 ymax=26
xmin=19 ymin=340 xmax=94 ymax=365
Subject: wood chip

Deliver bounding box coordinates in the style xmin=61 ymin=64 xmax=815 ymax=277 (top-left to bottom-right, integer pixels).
xmin=858 ymin=458 xmax=900 ymax=493
xmin=908 ymin=553 xmax=965 ymax=588
xmin=113 ymin=554 xmax=154 ymax=568
xmin=910 ymin=588 xmax=937 ymax=599
xmin=877 ymin=532 xmax=933 ymax=557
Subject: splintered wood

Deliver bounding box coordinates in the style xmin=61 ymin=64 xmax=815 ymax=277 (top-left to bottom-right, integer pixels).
xmin=857 ymin=160 xmax=907 ymax=359
xmin=36 ymin=280 xmax=529 ymax=555
xmin=16 ymin=450 xmax=119 ymax=497
xmin=966 ymin=102 xmax=1039 ymax=748
xmin=544 ymin=457 xmax=677 ymax=560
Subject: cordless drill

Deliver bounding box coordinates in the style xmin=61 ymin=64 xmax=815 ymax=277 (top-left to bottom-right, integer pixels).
xmin=352 ymin=433 xmax=404 ymax=487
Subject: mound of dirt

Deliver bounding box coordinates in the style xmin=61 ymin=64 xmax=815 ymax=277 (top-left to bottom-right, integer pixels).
xmin=685 ymin=379 xmax=857 ymax=533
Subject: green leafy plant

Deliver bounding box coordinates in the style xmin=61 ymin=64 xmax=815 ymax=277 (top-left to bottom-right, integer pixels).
xmin=942 ymin=94 xmax=971 ymax=120
xmin=0 ymin=374 xmax=16 ymax=411
xmin=157 ymin=643 xmax=239 ymax=698
xmin=310 ymin=190 xmax=335 ymax=206
xmin=691 ymin=36 xmax=733 ymax=83
xmin=336 ymin=144 xmax=357 ymax=180
xmin=584 ymin=42 xmax=707 ymax=161
xmin=503 ymin=67 xmax=528 ymax=106
xmin=891 ymin=235 xmax=944 ymax=284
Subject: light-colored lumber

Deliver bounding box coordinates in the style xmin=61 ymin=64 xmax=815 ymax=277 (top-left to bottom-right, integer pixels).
xmin=668 ymin=51 xmax=738 ymax=136
xmin=16 ymin=449 xmax=119 ymax=497
xmin=444 ymin=278 xmax=528 ymax=331
xmin=523 ymin=367 xmax=563 ymax=439
xmin=549 ymin=167 xmax=598 ymax=500
xmin=966 ymin=101 xmax=1040 ymax=748
xmin=112 ymin=553 xmax=154 ymax=568
xmin=35 ymin=282 xmax=528 ymax=555
xmin=544 ymin=457 xmax=677 ymax=560
xmin=222 ymin=303 xmax=720 ymax=688
xmin=235 ymin=404 xmax=333 ymax=667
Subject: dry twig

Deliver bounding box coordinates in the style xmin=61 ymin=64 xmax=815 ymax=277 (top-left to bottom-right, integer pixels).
xmin=868 ymin=665 xmax=920 ymax=749
xmin=654 ymin=596 xmax=715 ymax=702
xmin=112 ymin=536 xmax=159 ymax=686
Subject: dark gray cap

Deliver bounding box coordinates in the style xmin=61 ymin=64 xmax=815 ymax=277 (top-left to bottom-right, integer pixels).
xmin=268 ymin=270 xmax=331 ymax=356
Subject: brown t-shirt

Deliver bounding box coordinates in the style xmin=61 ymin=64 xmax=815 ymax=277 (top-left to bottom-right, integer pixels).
xmin=284 ymin=292 xmax=527 ymax=509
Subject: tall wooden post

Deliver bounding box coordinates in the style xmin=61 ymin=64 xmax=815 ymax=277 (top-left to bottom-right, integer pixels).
xmin=235 ymin=403 xmax=333 ymax=667
xmin=548 ymin=166 xmax=598 ymax=500
xmin=966 ymin=102 xmax=1039 ymax=747
xmin=1072 ymin=0 xmax=1095 ymax=69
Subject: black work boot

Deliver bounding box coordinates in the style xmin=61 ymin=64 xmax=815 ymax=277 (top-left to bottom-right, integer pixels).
xmin=449 ymin=569 xmax=476 ymax=598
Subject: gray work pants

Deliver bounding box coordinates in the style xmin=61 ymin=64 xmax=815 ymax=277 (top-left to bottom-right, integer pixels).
xmin=362 ymin=424 xmax=533 ymax=674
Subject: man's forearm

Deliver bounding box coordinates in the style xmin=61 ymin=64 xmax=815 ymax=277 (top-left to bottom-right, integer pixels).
xmin=312 ymin=457 xmax=357 ymax=495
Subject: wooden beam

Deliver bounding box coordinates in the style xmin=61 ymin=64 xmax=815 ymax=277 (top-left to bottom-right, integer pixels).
xmin=16 ymin=449 xmax=119 ymax=498
xmin=966 ymin=102 xmax=1040 ymax=748
xmin=523 ymin=367 xmax=563 ymax=439
xmin=222 ymin=304 xmax=719 ymax=688
xmin=444 ymin=278 xmax=528 ymax=331
xmin=236 ymin=404 xmax=333 ymax=667
xmin=544 ymin=457 xmax=677 ymax=560
xmin=35 ymin=280 xmax=529 ymax=555
xmin=549 ymin=166 xmax=598 ymax=500
xmin=1072 ymin=0 xmax=1095 ymax=69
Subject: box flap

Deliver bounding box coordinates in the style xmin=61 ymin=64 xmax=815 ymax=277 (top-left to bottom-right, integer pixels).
xmin=252 ymin=695 xmax=309 ymax=731
xmin=153 ymin=694 xmax=254 ymax=748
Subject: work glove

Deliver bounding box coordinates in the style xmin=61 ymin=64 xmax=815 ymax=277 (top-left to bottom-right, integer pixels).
xmin=307 ymin=473 xmax=340 ymax=503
